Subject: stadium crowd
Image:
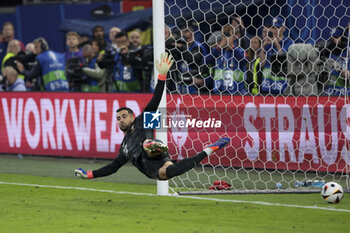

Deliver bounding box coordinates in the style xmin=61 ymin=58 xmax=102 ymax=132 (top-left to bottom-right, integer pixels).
xmin=0 ymin=16 xmax=349 ymax=96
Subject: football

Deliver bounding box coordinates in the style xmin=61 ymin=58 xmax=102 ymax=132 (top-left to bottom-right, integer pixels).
xmin=321 ymin=182 xmax=344 ymax=204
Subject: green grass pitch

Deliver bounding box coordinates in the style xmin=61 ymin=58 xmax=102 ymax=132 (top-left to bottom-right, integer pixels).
xmin=0 ymin=154 xmax=349 ymax=233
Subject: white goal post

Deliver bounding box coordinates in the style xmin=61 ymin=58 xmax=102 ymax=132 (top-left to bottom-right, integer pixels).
xmin=154 ymin=0 xmax=350 ymax=195
xmin=153 ymin=0 xmax=169 ymax=195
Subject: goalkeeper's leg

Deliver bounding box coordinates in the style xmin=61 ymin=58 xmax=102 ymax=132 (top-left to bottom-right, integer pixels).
xmin=159 ymin=137 xmax=230 ymax=180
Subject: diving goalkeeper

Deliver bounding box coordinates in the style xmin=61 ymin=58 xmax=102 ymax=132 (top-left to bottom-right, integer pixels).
xmin=74 ymin=53 xmax=230 ymax=180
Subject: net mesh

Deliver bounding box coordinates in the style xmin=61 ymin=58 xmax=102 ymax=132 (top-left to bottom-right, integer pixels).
xmin=162 ymin=0 xmax=350 ymax=193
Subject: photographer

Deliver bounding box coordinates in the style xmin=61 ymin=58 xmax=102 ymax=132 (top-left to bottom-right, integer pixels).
xmin=208 ymin=25 xmax=247 ymax=95
xmin=110 ymin=31 xmax=143 ymax=92
xmin=231 ymin=15 xmax=250 ymax=50
xmin=81 ymin=44 xmax=106 ymax=92
xmin=1 ymin=66 xmax=26 ymax=91
xmin=109 ymin=27 xmax=121 ymax=50
xmin=172 ymin=23 xmax=209 ymax=94
xmin=259 ymin=17 xmax=293 ymax=95
xmin=165 ymin=26 xmax=194 ymax=93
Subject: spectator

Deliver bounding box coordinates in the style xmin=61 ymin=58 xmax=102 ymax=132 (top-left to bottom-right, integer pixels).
xmin=209 ymin=24 xmax=247 ymax=94
xmin=111 ymin=31 xmax=142 ymax=92
xmin=81 ymin=44 xmax=107 ymax=92
xmin=230 ymin=15 xmax=250 ymax=50
xmin=0 ymin=22 xmax=25 ymax=63
xmin=321 ymin=27 xmax=350 ymax=96
xmin=177 ymin=22 xmax=209 ymax=94
xmin=108 ymin=26 xmax=121 ymax=50
xmin=16 ymin=37 xmax=68 ymax=91
xmin=92 ymin=25 xmax=108 ymax=52
xmin=65 ymin=31 xmax=83 ymax=62
xmin=129 ymin=30 xmax=142 ymax=50
xmin=1 ymin=66 xmax=26 ymax=91
xmin=260 ymin=16 xmax=293 ymax=95
xmin=246 ymin=36 xmax=263 ymax=95
xmin=0 ymin=22 xmax=20 ymax=45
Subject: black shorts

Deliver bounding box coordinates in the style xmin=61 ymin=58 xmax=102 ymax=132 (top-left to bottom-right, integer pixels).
xmin=137 ymin=153 xmax=173 ymax=179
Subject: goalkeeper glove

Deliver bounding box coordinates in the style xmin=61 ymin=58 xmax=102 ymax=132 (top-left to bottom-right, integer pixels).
xmin=156 ymin=52 xmax=174 ymax=81
xmin=144 ymin=141 xmax=169 ymax=158
xmin=74 ymin=168 xmax=94 ymax=179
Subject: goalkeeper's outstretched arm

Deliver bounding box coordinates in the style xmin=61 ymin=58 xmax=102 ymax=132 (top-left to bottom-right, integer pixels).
xmin=75 ymin=154 xmax=128 ymax=179
xmin=144 ymin=52 xmax=174 ymax=112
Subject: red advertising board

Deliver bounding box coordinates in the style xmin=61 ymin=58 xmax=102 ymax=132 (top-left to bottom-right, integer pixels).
xmin=0 ymin=92 xmax=349 ymax=173
xmin=167 ymin=95 xmax=350 ymax=173
xmin=0 ymin=92 xmax=151 ymax=159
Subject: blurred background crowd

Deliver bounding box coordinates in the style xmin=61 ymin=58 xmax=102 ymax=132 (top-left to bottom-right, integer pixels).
xmin=0 ymin=0 xmax=349 ymax=97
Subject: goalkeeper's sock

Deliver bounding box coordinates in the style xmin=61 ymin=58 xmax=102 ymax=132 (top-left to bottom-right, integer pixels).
xmin=166 ymin=151 xmax=207 ymax=179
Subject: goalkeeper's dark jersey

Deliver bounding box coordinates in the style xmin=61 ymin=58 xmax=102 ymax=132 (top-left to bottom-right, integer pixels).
xmin=92 ymin=80 xmax=165 ymax=178
xmin=117 ymin=114 xmax=154 ymax=168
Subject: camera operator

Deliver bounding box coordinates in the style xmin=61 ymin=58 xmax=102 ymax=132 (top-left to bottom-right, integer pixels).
xmin=3 ymin=41 xmax=37 ymax=90
xmin=1 ymin=66 xmax=26 ymax=91
xmin=110 ymin=31 xmax=143 ymax=92
xmin=81 ymin=44 xmax=107 ymax=92
xmin=11 ymin=51 xmax=36 ymax=72
xmin=65 ymin=56 xmax=86 ymax=92
xmin=16 ymin=37 xmax=69 ymax=92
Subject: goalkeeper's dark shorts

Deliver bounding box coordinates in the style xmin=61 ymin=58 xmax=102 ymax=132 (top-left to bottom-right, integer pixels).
xmin=137 ymin=152 xmax=174 ymax=179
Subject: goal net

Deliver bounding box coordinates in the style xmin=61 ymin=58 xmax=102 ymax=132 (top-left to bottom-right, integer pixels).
xmin=161 ymin=0 xmax=350 ymax=194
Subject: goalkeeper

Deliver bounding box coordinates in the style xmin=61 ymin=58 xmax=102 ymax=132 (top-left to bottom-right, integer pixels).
xmin=74 ymin=53 xmax=230 ymax=180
